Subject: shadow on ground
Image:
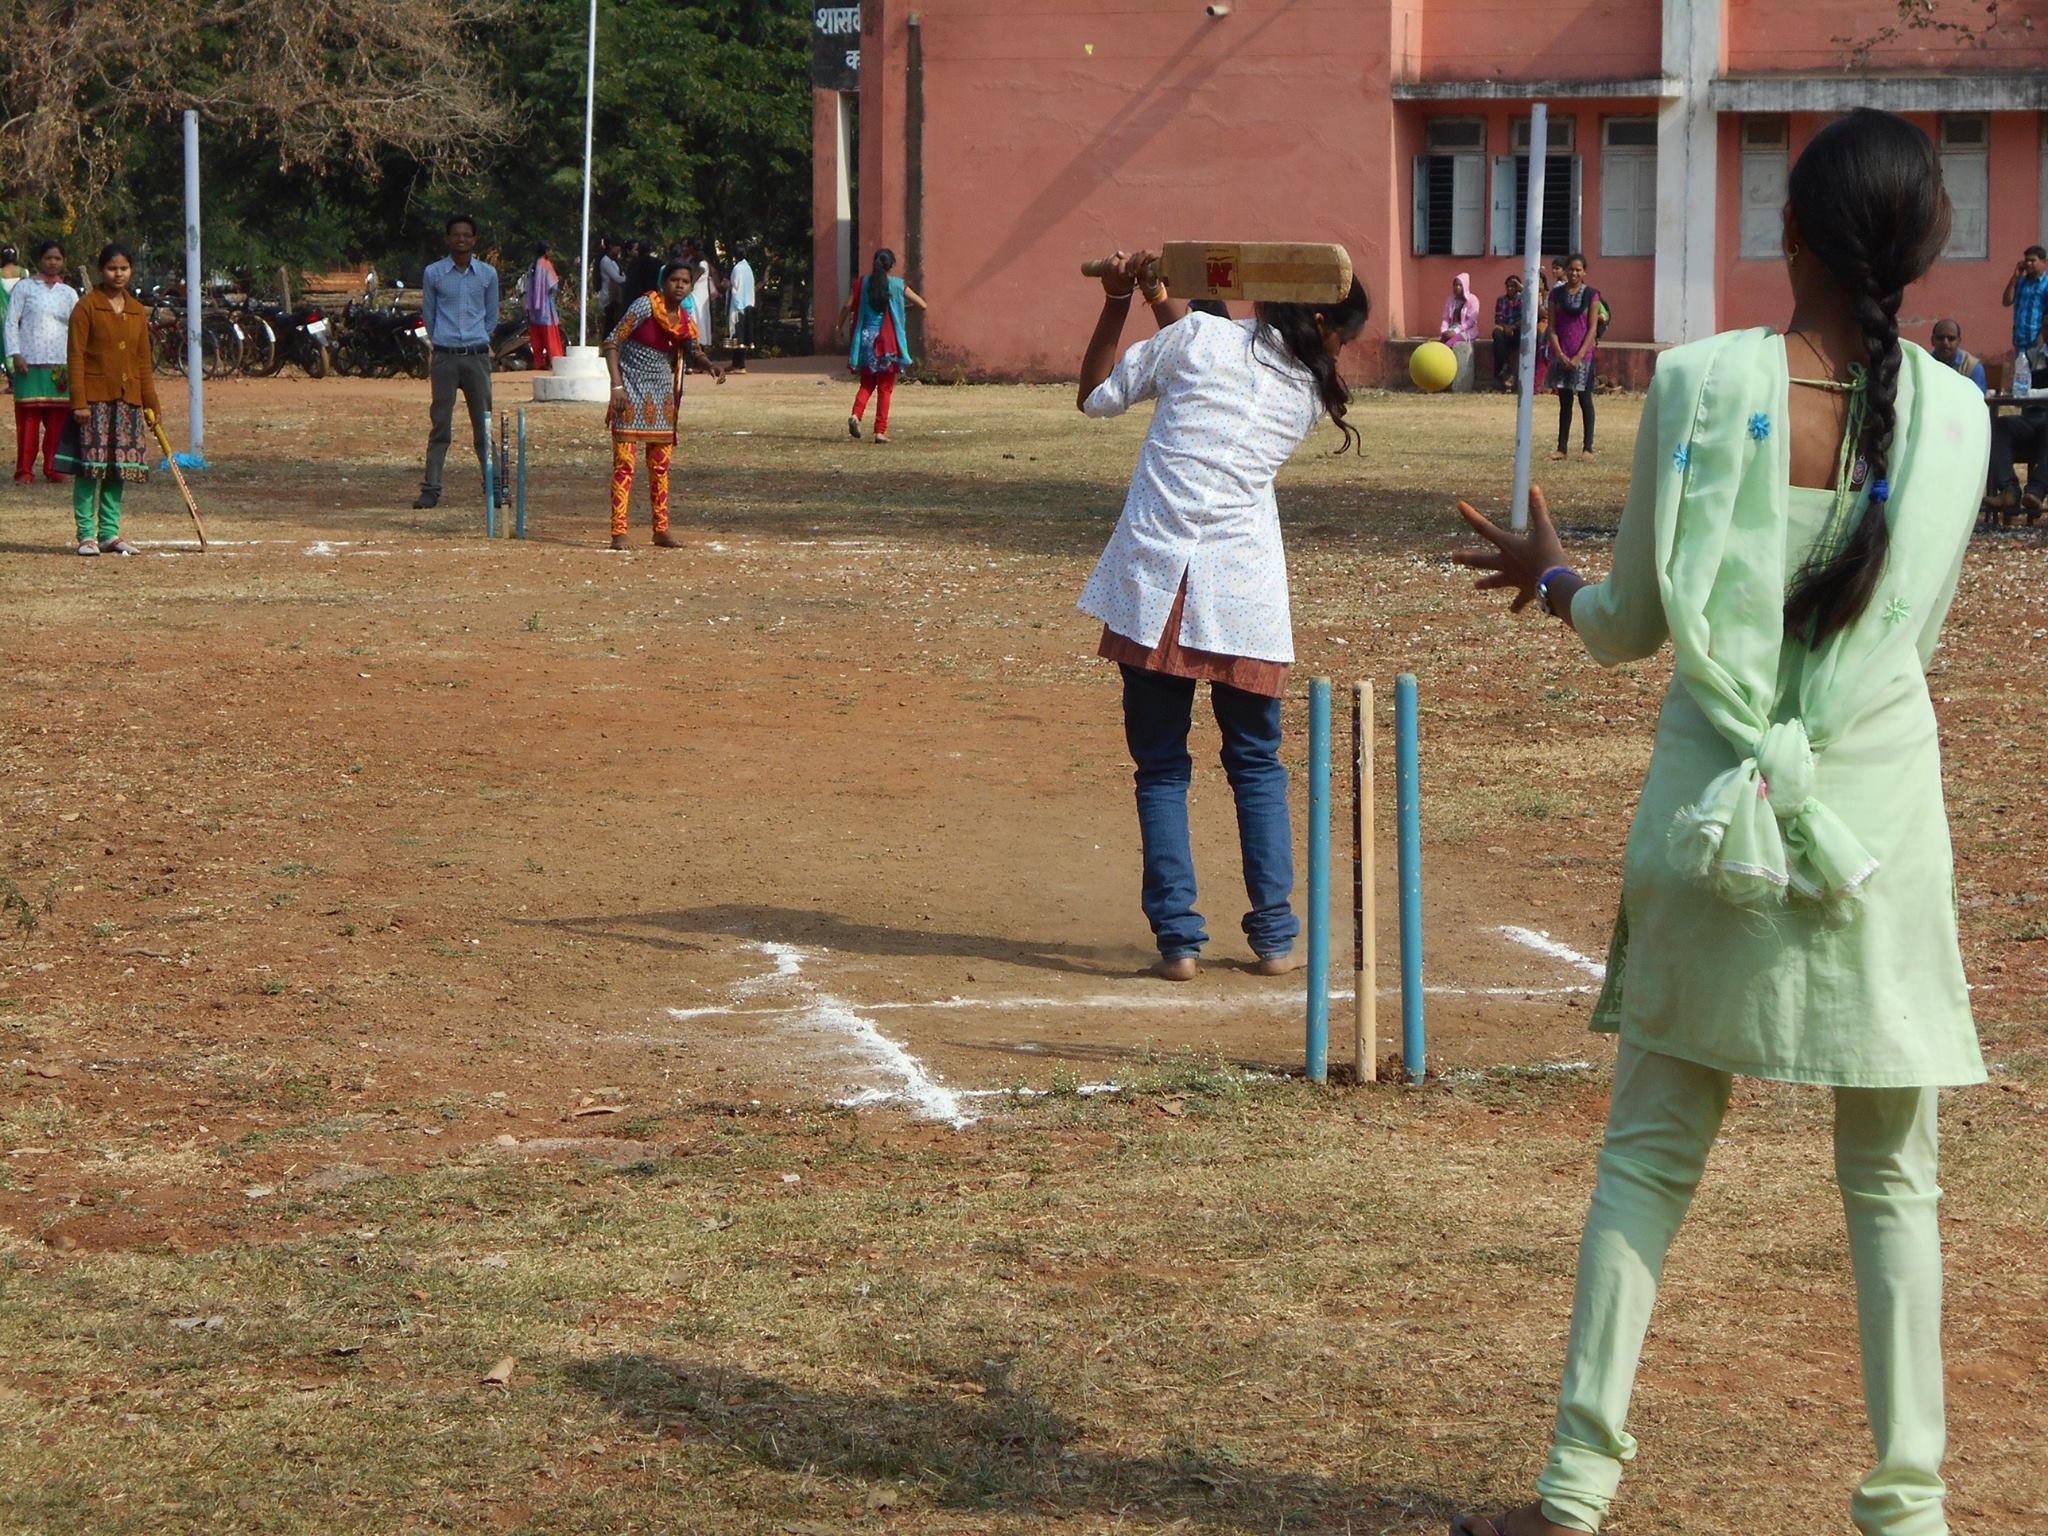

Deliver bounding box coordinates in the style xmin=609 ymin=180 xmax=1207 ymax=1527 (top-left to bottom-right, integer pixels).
xmin=566 ymin=1352 xmax=1451 ymax=1533
xmin=522 ymin=902 xmax=1126 ymax=977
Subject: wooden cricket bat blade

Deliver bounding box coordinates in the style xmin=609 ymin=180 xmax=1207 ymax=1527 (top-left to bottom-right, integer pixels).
xmin=1080 ymin=244 xmax=1352 ymax=304
xmin=148 ymin=416 xmax=208 ymax=551
xmin=1160 ymin=243 xmax=1352 ymax=304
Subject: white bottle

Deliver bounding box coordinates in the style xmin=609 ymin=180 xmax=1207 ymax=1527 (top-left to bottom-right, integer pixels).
xmin=2017 ymin=349 xmax=2033 ymax=398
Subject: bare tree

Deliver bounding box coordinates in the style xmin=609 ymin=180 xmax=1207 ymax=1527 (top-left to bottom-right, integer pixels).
xmin=0 ymin=0 xmax=515 ymax=218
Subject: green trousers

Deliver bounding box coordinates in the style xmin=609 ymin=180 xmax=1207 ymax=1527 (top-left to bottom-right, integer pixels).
xmin=73 ymin=474 xmax=125 ymax=542
xmin=1538 ymin=1044 xmax=1947 ymax=1535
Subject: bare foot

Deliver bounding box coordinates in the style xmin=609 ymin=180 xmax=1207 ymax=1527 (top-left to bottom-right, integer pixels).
xmin=607 ymin=535 xmax=627 ymax=551
xmin=652 ymin=530 xmax=683 ymax=548
xmin=1548 ymin=450 xmax=1567 ymax=461
xmin=1580 ymin=448 xmax=1596 ymax=459
xmin=1152 ymin=955 xmax=1199 ymax=982
xmin=1251 ymin=952 xmax=1303 ymax=976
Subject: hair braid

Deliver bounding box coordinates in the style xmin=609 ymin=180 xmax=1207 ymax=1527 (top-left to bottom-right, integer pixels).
xmin=1252 ymin=276 xmax=1371 ymax=455
xmin=1781 ymin=109 xmax=1950 ymax=645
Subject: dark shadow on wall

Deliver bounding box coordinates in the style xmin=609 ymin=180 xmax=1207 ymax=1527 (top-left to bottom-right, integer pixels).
xmin=565 ymin=1352 xmax=1454 ymax=1532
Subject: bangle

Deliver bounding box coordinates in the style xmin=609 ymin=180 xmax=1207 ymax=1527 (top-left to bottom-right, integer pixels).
xmin=1536 ymin=565 xmax=1576 ymax=618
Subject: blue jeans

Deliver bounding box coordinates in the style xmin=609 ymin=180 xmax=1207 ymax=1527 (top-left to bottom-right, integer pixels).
xmin=1119 ymin=664 xmax=1299 ymax=960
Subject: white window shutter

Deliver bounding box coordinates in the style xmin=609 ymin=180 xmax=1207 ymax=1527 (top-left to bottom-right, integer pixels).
xmin=1599 ymin=154 xmax=1631 ymax=258
xmin=1452 ymin=155 xmax=1485 ymax=256
xmin=1940 ymin=151 xmax=1989 ymax=259
xmin=1740 ymin=150 xmax=1787 ymax=259
xmin=1413 ymin=156 xmax=1430 ymax=257
xmin=1491 ymin=156 xmax=1518 ymax=256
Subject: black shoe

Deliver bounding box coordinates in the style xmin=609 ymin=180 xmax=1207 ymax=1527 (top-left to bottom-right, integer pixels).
xmin=412 ymin=488 xmax=440 ymax=510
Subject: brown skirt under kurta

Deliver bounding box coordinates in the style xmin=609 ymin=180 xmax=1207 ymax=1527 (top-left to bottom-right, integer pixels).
xmin=1097 ymin=576 xmax=1289 ymax=698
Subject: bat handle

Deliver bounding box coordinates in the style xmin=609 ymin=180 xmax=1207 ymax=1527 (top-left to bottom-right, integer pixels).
xmin=1080 ymin=259 xmax=1111 ymax=278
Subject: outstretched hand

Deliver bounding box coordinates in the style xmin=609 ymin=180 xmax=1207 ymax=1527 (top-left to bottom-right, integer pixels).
xmin=1451 ymin=486 xmax=1568 ymax=614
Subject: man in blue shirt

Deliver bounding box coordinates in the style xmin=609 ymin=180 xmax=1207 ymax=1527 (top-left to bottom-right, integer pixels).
xmin=413 ymin=214 xmax=500 ymax=510
xmin=2002 ymin=244 xmax=2048 ymax=362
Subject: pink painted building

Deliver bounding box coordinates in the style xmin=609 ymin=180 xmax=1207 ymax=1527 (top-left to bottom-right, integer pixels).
xmin=812 ymin=0 xmax=2048 ymax=384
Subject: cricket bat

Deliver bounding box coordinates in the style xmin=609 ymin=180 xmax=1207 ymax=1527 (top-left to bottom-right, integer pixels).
xmin=1080 ymin=242 xmax=1353 ymax=303
xmin=145 ymin=414 xmax=209 ymax=551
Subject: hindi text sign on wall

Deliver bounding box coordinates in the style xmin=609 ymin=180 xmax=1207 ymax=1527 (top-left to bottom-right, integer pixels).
xmin=813 ymin=5 xmax=860 ymax=92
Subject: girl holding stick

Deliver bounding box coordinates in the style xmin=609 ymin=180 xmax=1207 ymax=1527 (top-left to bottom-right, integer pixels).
xmin=1076 ymin=248 xmax=1368 ymax=980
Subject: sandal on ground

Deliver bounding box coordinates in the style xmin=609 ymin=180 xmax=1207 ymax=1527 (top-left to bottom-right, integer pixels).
xmin=1449 ymin=1502 xmax=1584 ymax=1535
xmin=76 ymin=539 xmax=100 ymax=557
xmin=1548 ymin=450 xmax=1567 ymax=461
xmin=102 ymin=538 xmax=135 ymax=557
xmin=873 ymin=432 xmax=889 ymax=444
xmin=1152 ymin=955 xmax=1199 ymax=982
xmin=848 ymin=414 xmax=861 ymax=439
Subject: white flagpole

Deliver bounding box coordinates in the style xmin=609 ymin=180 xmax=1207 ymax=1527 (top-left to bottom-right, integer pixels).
xmin=183 ymin=110 xmax=206 ymax=465
xmin=577 ymin=0 xmax=597 ymax=349
xmin=1510 ymin=102 xmax=1549 ymax=532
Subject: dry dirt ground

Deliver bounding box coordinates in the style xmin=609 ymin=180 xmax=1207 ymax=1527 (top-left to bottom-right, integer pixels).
xmin=1 ymin=368 xmax=2043 ymax=1533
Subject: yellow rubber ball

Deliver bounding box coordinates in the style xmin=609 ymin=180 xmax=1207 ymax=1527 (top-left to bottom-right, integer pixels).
xmin=1409 ymin=340 xmax=1458 ymax=393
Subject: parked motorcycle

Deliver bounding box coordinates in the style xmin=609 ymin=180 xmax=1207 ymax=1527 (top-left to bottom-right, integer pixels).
xmin=491 ymin=315 xmax=532 ymax=372
xmin=333 ymin=280 xmax=428 ymax=379
xmin=249 ymin=300 xmax=331 ymax=378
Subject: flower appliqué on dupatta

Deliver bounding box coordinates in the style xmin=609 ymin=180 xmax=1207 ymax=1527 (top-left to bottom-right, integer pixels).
xmin=1672 ymin=444 xmax=1691 ymax=471
xmin=1747 ymin=412 xmax=1772 ymax=442
xmin=1882 ymin=596 xmax=1912 ymax=627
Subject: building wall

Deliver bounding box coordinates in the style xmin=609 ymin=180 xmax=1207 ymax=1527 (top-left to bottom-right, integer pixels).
xmin=859 ymin=0 xmax=1407 ymax=381
xmin=1417 ymin=0 xmax=1660 ymax=84
xmin=1402 ymin=100 xmax=1660 ymax=343
xmin=840 ymin=0 xmax=2048 ymax=381
xmin=1723 ymin=0 xmax=2043 ymax=74
xmin=1717 ymin=110 xmax=2046 ymax=357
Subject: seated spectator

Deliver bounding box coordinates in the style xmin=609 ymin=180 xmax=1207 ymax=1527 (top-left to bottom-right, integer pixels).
xmin=1986 ymin=391 xmax=2046 ymax=520
xmin=1490 ymin=275 xmax=1523 ymax=391
xmin=1929 ymin=318 xmax=1985 ymax=390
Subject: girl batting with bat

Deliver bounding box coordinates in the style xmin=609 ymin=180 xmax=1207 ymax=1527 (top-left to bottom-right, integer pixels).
xmin=1448 ymin=110 xmax=1986 ymax=1535
xmin=1076 ymin=248 xmax=1368 ymax=980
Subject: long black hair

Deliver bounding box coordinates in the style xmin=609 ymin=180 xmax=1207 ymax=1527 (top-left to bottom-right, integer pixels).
xmin=1782 ymin=109 xmax=1950 ymax=644
xmin=1253 ymin=275 xmax=1371 ymax=454
xmin=864 ymin=248 xmax=896 ymax=313
xmin=96 ymin=241 xmax=135 ymax=270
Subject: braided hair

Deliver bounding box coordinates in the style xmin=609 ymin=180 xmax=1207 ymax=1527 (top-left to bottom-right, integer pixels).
xmin=1782 ymin=109 xmax=1950 ymax=644
xmin=1253 ymin=275 xmax=1371 ymax=454
xmin=864 ymin=248 xmax=896 ymax=315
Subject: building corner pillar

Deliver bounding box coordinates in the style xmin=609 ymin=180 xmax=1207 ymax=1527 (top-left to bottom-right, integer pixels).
xmin=1656 ymin=0 xmax=1722 ymax=345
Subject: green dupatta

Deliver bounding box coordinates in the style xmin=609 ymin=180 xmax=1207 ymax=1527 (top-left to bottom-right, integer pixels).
xmin=1646 ymin=328 xmax=1981 ymax=922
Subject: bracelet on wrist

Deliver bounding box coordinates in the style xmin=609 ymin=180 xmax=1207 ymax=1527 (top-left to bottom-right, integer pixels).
xmin=1536 ymin=565 xmax=1577 ymax=618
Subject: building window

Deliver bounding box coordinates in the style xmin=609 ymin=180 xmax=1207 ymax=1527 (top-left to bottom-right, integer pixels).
xmin=1491 ymin=116 xmax=1579 ymax=256
xmin=1739 ymin=115 xmax=1788 ymax=261
xmin=1939 ymin=114 xmax=1989 ymax=260
xmin=1599 ymin=117 xmax=1658 ymax=259
xmin=1413 ymin=118 xmax=1487 ymax=257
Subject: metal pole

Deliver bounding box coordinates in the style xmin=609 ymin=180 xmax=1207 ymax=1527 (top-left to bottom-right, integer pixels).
xmin=482 ymin=410 xmax=496 ymax=537
xmin=1306 ymin=677 xmax=1332 ymax=1083
xmin=1510 ymin=102 xmax=1549 ymax=532
xmin=183 ymin=110 xmax=205 ymax=464
xmin=1395 ymin=674 xmax=1425 ymax=1084
xmin=516 ymin=409 xmax=527 ymax=539
xmin=576 ymin=0 xmax=598 ymax=349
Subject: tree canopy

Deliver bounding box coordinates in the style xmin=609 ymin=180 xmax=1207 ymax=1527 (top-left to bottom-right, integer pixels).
xmin=0 ymin=0 xmax=814 ymax=294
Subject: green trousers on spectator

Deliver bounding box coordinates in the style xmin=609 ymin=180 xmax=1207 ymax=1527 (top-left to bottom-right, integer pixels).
xmin=73 ymin=475 xmax=125 ymax=543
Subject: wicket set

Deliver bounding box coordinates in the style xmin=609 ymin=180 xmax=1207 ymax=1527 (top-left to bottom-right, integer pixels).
xmin=481 ymin=408 xmax=529 ymax=540
xmin=1305 ymin=673 xmax=1425 ymax=1086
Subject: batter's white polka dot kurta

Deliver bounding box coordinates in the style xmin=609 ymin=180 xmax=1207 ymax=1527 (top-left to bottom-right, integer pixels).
xmin=1078 ymin=313 xmax=1322 ymax=664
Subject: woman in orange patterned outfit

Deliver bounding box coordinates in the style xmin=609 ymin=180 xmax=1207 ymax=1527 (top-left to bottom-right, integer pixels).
xmin=603 ymin=260 xmax=723 ymax=550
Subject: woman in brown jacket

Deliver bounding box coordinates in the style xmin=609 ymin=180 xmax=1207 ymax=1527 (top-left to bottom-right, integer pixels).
xmin=57 ymin=242 xmax=158 ymax=556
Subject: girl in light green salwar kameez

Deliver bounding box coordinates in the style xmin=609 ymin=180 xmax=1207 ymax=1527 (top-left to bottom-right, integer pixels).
xmin=1449 ymin=110 xmax=1988 ymax=1536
